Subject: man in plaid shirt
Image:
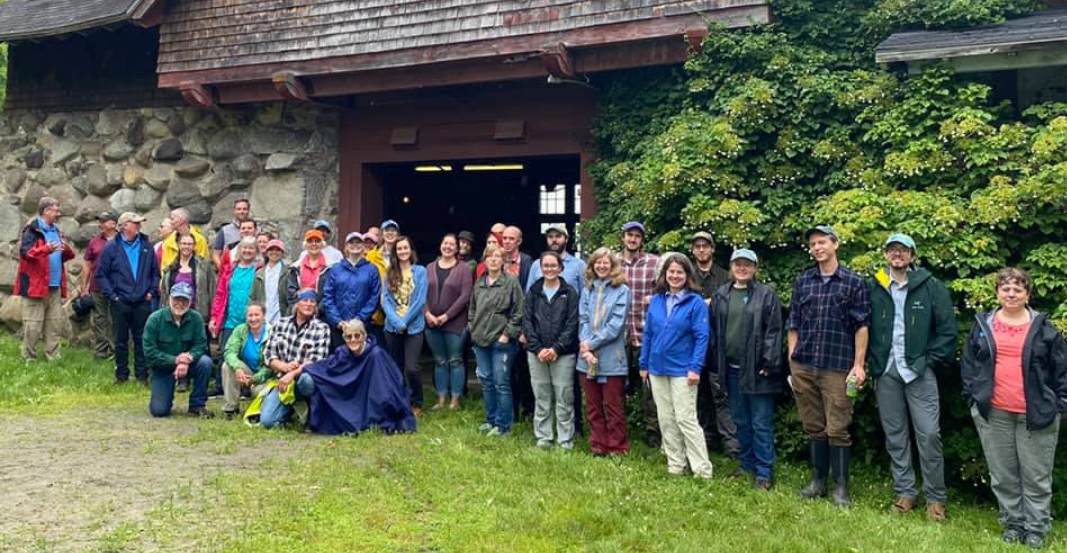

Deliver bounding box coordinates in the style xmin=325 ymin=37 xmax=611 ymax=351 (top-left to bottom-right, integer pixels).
xmin=259 ymin=288 xmax=331 ymax=428
xmin=619 ymin=221 xmax=662 ymax=448
xmin=788 ymin=225 xmax=870 ymax=509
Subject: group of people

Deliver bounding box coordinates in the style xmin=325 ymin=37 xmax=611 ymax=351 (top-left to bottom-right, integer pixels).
xmin=14 ymin=197 xmax=1066 ymax=549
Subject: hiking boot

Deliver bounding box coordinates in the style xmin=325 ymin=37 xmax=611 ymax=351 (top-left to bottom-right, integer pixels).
xmin=926 ymin=501 xmax=946 ymax=522
xmin=891 ymin=495 xmax=917 ymax=514
xmin=753 ymin=477 xmax=774 ymax=490
xmin=645 ymin=433 xmax=661 ymax=449
xmin=187 ymin=407 xmax=215 ymax=419
xmin=1002 ymin=528 xmax=1024 ymax=544
xmin=830 ymin=445 xmax=851 ymax=509
xmin=223 ymin=410 xmax=237 ymax=421
xmin=798 ymin=440 xmax=829 ymax=499
xmin=1024 ymin=532 xmax=1045 ymax=549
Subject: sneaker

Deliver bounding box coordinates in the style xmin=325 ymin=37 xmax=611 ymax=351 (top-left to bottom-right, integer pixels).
xmin=1024 ymin=532 xmax=1045 ymax=549
xmin=536 ymin=439 xmax=553 ymax=449
xmin=891 ymin=495 xmax=918 ymax=514
xmin=136 ymin=377 xmax=149 ymax=386
xmin=559 ymin=442 xmax=574 ymax=451
xmin=1003 ymin=528 xmax=1024 ymax=544
xmin=925 ymin=501 xmax=946 ymax=522
xmin=412 ymin=406 xmax=424 ymax=418
xmin=187 ymin=407 xmax=215 ymax=419
xmin=176 ymin=381 xmax=189 ymax=393
xmin=223 ymin=410 xmax=237 ymax=421
xmin=478 ymin=423 xmax=494 ymax=433
xmin=486 ymin=427 xmax=508 ymax=437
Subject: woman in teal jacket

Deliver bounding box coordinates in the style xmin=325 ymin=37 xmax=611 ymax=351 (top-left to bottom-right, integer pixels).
xmin=640 ymin=252 xmax=713 ymax=478
xmin=382 ymin=236 xmax=428 ymax=412
xmin=578 ymin=247 xmax=631 ymax=456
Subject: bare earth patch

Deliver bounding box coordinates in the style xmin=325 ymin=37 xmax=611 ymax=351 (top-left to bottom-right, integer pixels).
xmin=0 ymin=408 xmax=294 ymax=552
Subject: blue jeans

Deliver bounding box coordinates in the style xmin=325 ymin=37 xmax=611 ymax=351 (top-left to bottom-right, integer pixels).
xmin=426 ymin=329 xmax=467 ymax=397
xmin=149 ymin=355 xmax=212 ymax=417
xmin=726 ymin=369 xmax=777 ymax=480
xmin=473 ymin=341 xmax=517 ymax=432
xmin=260 ymin=373 xmax=316 ymax=428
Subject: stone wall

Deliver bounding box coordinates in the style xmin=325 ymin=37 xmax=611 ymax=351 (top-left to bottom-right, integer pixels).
xmin=0 ymin=102 xmax=341 ymax=339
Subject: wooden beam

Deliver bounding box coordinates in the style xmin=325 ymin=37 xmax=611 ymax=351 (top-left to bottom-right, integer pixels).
xmin=179 ymin=82 xmax=216 ymax=107
xmin=541 ymin=43 xmax=575 ymax=78
xmin=876 ymin=38 xmax=1067 ymax=64
xmin=686 ymin=28 xmax=709 ymax=54
xmin=906 ymin=47 xmax=1067 ymax=74
xmin=130 ymin=0 xmax=166 ymax=28
xmin=271 ymin=71 xmax=311 ymax=102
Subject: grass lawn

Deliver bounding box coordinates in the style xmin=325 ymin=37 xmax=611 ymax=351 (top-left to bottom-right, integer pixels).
xmin=1 ymin=334 xmax=1061 ymax=553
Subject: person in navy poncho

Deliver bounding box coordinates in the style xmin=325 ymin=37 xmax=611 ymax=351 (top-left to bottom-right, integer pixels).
xmin=304 ymin=318 xmax=417 ymax=435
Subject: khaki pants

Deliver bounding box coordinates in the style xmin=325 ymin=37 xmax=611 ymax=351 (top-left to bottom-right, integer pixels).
xmin=22 ymin=290 xmax=64 ymax=361
xmin=790 ymin=364 xmax=853 ymax=447
xmin=221 ymin=362 xmax=260 ymax=414
xmin=90 ymin=292 xmax=113 ymax=358
xmin=649 ymin=375 xmax=713 ymax=478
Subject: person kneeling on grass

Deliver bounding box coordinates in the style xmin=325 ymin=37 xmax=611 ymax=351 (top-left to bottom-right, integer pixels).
xmin=304 ymin=319 xmax=417 ymax=435
xmin=258 ymin=289 xmax=330 ymax=429
xmin=143 ymin=282 xmax=214 ymax=418
xmin=220 ymin=302 xmax=272 ymax=420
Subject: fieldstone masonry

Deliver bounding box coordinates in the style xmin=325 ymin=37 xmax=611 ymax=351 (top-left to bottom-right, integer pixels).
xmin=0 ymin=102 xmax=341 ymax=343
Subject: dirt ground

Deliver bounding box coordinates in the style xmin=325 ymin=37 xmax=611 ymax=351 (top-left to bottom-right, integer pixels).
xmin=0 ymin=408 xmax=291 ymax=552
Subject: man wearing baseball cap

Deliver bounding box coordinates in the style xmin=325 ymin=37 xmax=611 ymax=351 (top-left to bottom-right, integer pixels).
xmin=618 ymin=221 xmax=662 ymax=448
xmin=143 ymin=282 xmax=214 ymax=418
xmin=526 ymin=224 xmax=586 ymax=293
xmin=95 ymin=212 xmax=161 ymax=384
xmin=690 ymin=231 xmax=739 ymax=459
xmin=252 ymin=239 xmax=289 ymax=324
xmin=82 ymin=211 xmax=119 ymax=359
xmin=868 ymin=233 xmax=956 ymax=521
xmin=789 ymin=224 xmax=870 ymax=508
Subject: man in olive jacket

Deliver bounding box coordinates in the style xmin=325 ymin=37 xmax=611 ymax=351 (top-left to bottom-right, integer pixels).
xmin=867 ymin=234 xmax=956 ymax=521
xmin=143 ymin=282 xmax=214 ymax=418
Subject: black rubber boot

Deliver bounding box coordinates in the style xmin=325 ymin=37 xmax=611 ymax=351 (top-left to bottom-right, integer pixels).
xmin=798 ymin=440 xmax=829 ymax=499
xmin=830 ymin=445 xmax=852 ymax=509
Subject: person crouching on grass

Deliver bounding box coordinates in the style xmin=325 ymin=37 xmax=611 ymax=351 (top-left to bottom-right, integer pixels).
xmin=640 ymin=253 xmax=713 ymax=479
xmin=143 ymin=282 xmax=214 ymax=418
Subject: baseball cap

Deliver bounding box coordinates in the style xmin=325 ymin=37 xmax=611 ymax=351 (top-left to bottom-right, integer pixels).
xmin=97 ymin=212 xmax=118 ymax=222
xmin=691 ymin=231 xmax=715 ymax=244
xmin=544 ymin=224 xmax=568 ymax=237
xmin=345 ymin=231 xmax=363 ymax=243
xmin=313 ymin=219 xmax=332 ymax=233
xmin=730 ymin=249 xmax=759 ymax=263
xmin=805 ymin=224 xmax=839 ymax=242
xmin=381 ymin=219 xmax=399 ymax=231
xmin=266 ymin=239 xmax=286 ymax=252
xmin=118 ymin=212 xmax=146 ymax=225
xmin=457 ymin=230 xmax=476 ymax=244
xmin=362 ymin=229 xmax=380 ymax=244
xmin=884 ymin=233 xmax=916 ymax=252
xmin=169 ymin=282 xmax=194 ymax=300
xmin=622 ymin=221 xmax=646 ymax=235
xmin=304 ymin=229 xmax=325 ymax=242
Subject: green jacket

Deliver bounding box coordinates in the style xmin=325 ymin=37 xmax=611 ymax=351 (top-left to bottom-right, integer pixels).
xmin=250 ymin=260 xmax=289 ymax=318
xmin=143 ymin=308 xmax=208 ymax=370
xmin=468 ymin=272 xmax=524 ymax=347
xmin=867 ymin=267 xmax=957 ymax=379
xmin=223 ymin=322 xmax=273 ymax=384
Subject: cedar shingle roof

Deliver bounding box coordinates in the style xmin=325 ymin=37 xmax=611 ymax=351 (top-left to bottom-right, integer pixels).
xmin=875 ymin=9 xmax=1067 ymax=63
xmin=0 ymin=0 xmax=154 ymax=41
xmin=158 ymin=0 xmax=769 ymax=75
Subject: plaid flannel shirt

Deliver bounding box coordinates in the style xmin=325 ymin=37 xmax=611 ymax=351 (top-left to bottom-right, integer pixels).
xmin=620 ymin=251 xmax=659 ymax=345
xmin=265 ymin=314 xmax=330 ymax=367
xmin=787 ymin=265 xmax=871 ymax=371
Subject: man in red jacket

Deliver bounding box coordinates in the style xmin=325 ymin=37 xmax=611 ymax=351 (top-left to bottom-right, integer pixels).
xmin=15 ymin=197 xmax=75 ymax=361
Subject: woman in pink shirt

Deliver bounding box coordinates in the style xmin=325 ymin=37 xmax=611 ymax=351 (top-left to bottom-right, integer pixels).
xmin=961 ymin=268 xmax=1067 ymax=549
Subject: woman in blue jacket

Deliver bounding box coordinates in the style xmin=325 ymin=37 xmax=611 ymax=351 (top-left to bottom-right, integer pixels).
xmin=640 ymin=252 xmax=713 ymax=478
xmin=578 ymin=248 xmax=631 ymax=456
xmin=382 ymin=236 xmax=428 ymax=414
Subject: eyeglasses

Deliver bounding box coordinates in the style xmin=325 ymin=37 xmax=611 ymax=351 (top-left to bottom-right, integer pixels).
xmin=343 ymin=334 xmax=365 ymax=341
xmin=884 ymin=246 xmax=911 ymax=255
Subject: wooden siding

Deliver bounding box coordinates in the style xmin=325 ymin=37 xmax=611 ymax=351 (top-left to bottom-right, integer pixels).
xmin=4 ymin=25 xmax=181 ymax=112
xmin=0 ymin=0 xmax=142 ymax=41
xmin=158 ymin=0 xmax=769 ymax=75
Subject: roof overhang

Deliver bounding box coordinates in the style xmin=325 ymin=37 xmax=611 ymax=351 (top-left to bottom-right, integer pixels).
xmin=160 ymin=4 xmax=771 ymax=106
xmin=875 ymin=9 xmax=1067 ymax=74
xmin=0 ymin=0 xmax=165 ymax=43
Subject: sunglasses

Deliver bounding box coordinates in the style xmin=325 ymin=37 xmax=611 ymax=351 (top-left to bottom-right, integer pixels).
xmin=343 ymin=333 xmax=365 ymax=341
